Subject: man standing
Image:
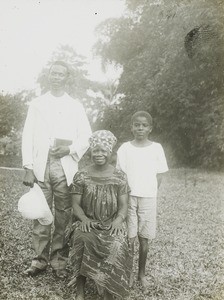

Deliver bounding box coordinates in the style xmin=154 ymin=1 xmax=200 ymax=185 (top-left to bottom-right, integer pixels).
xmin=22 ymin=61 xmax=91 ymax=278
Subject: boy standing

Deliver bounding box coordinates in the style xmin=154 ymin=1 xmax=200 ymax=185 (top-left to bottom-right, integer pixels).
xmin=117 ymin=111 xmax=168 ymax=290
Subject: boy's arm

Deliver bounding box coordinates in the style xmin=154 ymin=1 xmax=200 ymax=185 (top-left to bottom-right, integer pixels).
xmin=157 ymin=173 xmax=165 ymax=188
xmin=156 ymin=143 xmax=169 ymax=189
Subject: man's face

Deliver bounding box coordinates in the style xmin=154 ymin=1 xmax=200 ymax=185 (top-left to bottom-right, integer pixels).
xmin=48 ymin=64 xmax=68 ymax=90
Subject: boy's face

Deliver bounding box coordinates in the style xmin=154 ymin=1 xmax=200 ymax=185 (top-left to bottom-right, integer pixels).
xmin=131 ymin=116 xmax=152 ymax=141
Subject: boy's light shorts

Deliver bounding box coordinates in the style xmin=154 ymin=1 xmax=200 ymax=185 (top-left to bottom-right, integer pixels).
xmin=127 ymin=196 xmax=157 ymax=240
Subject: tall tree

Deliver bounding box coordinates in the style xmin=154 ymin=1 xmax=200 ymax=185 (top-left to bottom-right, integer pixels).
xmin=94 ymin=0 xmax=224 ymax=168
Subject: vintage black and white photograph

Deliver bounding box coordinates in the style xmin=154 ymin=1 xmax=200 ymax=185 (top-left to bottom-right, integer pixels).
xmin=0 ymin=0 xmax=223 ymax=299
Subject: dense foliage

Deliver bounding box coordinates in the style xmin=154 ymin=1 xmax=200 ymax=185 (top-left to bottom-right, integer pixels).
xmin=0 ymin=91 xmax=35 ymax=155
xmin=0 ymin=93 xmax=28 ymax=137
xmin=94 ymin=0 xmax=224 ymax=169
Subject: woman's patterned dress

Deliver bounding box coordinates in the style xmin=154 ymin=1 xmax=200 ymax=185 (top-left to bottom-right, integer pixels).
xmin=69 ymin=169 xmax=133 ymax=298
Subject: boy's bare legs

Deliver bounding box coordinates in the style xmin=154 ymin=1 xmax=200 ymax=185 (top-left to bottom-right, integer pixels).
xmin=76 ymin=275 xmax=86 ymax=300
xmin=129 ymin=237 xmax=136 ymax=287
xmin=138 ymin=236 xmax=149 ymax=289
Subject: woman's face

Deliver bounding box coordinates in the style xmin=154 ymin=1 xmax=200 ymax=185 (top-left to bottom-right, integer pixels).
xmin=91 ymin=145 xmax=111 ymax=166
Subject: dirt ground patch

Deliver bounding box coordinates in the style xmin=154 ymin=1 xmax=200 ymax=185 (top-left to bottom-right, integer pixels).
xmin=0 ymin=168 xmax=224 ymax=300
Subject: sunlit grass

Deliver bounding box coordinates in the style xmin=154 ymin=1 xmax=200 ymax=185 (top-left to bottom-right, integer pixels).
xmin=0 ymin=168 xmax=223 ymax=299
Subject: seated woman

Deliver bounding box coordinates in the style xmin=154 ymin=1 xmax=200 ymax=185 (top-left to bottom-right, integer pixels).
xmin=68 ymin=130 xmax=133 ymax=300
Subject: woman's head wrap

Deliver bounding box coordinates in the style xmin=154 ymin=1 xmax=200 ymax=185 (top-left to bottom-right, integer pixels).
xmin=89 ymin=130 xmax=117 ymax=153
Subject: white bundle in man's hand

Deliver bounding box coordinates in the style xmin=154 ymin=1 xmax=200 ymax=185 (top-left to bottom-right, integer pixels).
xmin=18 ymin=183 xmax=53 ymax=225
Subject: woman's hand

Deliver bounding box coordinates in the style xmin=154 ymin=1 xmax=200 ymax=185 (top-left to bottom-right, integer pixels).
xmin=79 ymin=217 xmax=98 ymax=232
xmin=109 ymin=218 xmax=124 ymax=236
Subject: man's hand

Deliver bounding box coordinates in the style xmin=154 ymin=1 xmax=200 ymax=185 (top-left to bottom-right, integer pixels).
xmin=50 ymin=146 xmax=70 ymax=159
xmin=23 ymin=169 xmax=36 ymax=187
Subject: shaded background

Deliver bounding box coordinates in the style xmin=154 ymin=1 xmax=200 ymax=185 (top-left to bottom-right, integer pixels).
xmin=0 ymin=0 xmax=224 ymax=170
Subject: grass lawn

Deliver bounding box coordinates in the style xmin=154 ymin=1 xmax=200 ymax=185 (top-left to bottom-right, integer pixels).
xmin=0 ymin=155 xmax=22 ymax=168
xmin=0 ymin=167 xmax=223 ymax=300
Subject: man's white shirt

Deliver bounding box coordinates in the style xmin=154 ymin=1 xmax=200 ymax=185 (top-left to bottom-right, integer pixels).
xmin=22 ymin=92 xmax=92 ymax=185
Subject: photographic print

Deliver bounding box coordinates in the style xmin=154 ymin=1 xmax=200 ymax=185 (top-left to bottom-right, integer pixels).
xmin=0 ymin=1 xmax=223 ymax=299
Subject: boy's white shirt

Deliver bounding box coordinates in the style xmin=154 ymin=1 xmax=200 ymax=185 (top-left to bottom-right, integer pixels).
xmin=22 ymin=92 xmax=92 ymax=186
xmin=116 ymin=141 xmax=168 ymax=197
